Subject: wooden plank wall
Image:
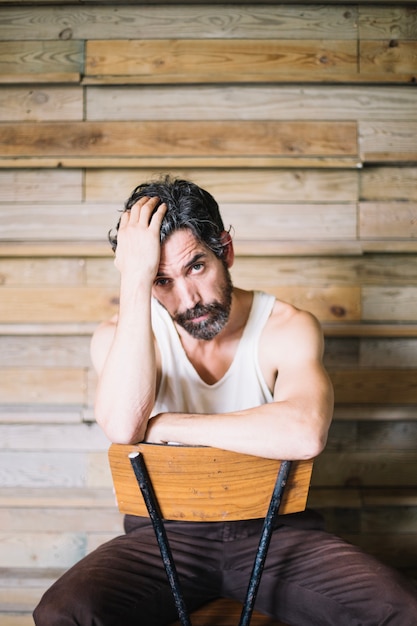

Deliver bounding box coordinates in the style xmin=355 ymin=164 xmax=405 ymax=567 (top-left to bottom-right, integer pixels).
xmin=0 ymin=0 xmax=416 ymax=621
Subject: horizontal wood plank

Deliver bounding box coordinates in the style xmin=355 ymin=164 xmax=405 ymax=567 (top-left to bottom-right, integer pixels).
xmin=333 ymin=403 xmax=416 ymax=422
xmin=0 ymin=5 xmax=357 ymax=41
xmin=359 ymin=338 xmax=417 ymax=367
xmin=0 ymin=335 xmax=90 ymax=367
xmin=0 ymin=156 xmax=363 ymax=169
xmin=0 ymin=41 xmax=82 ymax=80
xmin=85 ymin=168 xmax=359 ymax=203
xmin=0 ymin=120 xmax=358 ymax=158
xmin=86 ymin=39 xmax=357 ymax=83
xmin=0 ymin=86 xmax=83 ymax=122
xmin=0 ymin=487 xmax=115 ymax=508
xmin=361 ymin=167 xmax=417 ymax=202
xmin=231 ymin=255 xmax=417 ymax=287
xmin=0 ymin=423 xmax=108 ymax=451
xmin=222 ymin=203 xmax=357 ymax=241
xmin=313 ymin=451 xmax=417 ymax=487
xmin=0 ymin=169 xmax=82 ymax=201
xmin=0 ymin=532 xmax=86 ymax=568
xmin=0 ymin=507 xmax=121 ymax=533
xmin=363 ymin=286 xmax=417 ymax=321
xmin=85 ymin=85 xmax=417 ymax=122
xmin=329 ymin=369 xmax=417 ymax=404
xmin=0 ymin=287 xmax=118 ymax=322
xmin=360 ymin=121 xmax=417 ymax=162
xmin=323 ymin=323 xmax=417 ymax=338
xmin=359 ymin=6 xmax=417 ymax=39
xmin=0 ymin=203 xmax=118 ymax=241
xmin=360 ymin=40 xmax=417 ymax=76
xmin=0 ymin=450 xmax=110 ymax=488
xmin=0 ymin=368 xmax=86 ymax=404
xmin=360 ymin=202 xmax=417 ymax=239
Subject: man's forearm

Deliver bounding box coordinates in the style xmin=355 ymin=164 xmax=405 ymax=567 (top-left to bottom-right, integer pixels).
xmin=145 ymin=394 xmax=332 ymax=461
xmin=94 ymin=279 xmax=156 ymax=443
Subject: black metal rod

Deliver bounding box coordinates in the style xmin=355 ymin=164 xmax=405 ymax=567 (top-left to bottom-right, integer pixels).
xmin=238 ymin=460 xmax=292 ymax=626
xmin=129 ymin=451 xmax=192 ymax=626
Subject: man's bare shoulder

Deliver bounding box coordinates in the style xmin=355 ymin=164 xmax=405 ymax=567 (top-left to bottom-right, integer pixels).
xmin=263 ymin=299 xmax=324 ymax=358
xmin=270 ymin=299 xmax=320 ymax=329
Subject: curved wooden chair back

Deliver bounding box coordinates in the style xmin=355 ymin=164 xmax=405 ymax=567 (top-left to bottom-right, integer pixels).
xmin=109 ymin=443 xmax=313 ymax=521
xmin=108 ymin=443 xmax=313 ymax=626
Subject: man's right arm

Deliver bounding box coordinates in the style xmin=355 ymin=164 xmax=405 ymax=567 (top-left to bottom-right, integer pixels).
xmin=90 ymin=196 xmax=167 ymax=444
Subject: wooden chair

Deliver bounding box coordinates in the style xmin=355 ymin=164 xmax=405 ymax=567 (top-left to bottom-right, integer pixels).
xmin=109 ymin=443 xmax=313 ymax=626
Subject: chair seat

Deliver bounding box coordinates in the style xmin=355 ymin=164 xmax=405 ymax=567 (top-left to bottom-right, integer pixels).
xmin=170 ymin=597 xmax=289 ymax=626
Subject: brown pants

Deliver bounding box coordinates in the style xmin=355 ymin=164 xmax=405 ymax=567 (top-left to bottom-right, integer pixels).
xmin=34 ymin=511 xmax=417 ymax=626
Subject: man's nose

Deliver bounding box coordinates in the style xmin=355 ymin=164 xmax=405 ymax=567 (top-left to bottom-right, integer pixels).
xmin=177 ymin=279 xmax=200 ymax=310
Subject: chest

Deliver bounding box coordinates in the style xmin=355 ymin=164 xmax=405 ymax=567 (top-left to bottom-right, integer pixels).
xmin=180 ymin=330 xmax=275 ymax=391
xmin=182 ymin=339 xmax=238 ymax=385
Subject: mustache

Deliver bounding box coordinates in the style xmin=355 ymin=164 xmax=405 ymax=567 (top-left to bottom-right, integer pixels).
xmin=175 ymin=302 xmax=223 ymax=323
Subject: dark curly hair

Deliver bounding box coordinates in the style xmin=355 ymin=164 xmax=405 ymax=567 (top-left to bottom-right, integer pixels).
xmin=108 ymin=175 xmax=230 ymax=259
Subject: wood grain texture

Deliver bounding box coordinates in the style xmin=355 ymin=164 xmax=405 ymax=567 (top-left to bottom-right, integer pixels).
xmin=109 ymin=443 xmax=313 ymax=520
xmin=0 ymin=120 xmax=358 ymax=158
xmin=0 ymin=87 xmax=83 ymax=122
xmin=329 ymin=369 xmax=417 ymax=404
xmin=0 ymin=5 xmax=357 ymax=40
xmin=0 ymin=41 xmax=82 ymax=81
xmin=360 ymin=202 xmax=417 ymax=239
xmin=86 ymin=85 xmax=417 ymax=121
xmin=0 ymin=287 xmax=118 ymax=323
xmin=86 ymin=39 xmax=357 ymax=83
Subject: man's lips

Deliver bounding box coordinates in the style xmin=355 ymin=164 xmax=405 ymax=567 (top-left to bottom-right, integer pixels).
xmin=190 ymin=313 xmax=209 ymax=323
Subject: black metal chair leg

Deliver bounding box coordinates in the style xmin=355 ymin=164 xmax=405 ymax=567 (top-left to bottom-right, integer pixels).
xmin=129 ymin=451 xmax=192 ymax=626
xmin=238 ymin=460 xmax=292 ymax=626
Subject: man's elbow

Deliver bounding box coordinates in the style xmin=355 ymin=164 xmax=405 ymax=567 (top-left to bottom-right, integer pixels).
xmin=302 ymin=432 xmax=327 ymax=459
xmin=302 ymin=417 xmax=329 ymax=459
xmin=95 ymin=414 xmax=145 ymax=446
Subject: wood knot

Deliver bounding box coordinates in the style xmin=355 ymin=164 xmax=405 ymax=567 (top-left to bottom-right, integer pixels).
xmin=59 ymin=28 xmax=73 ymax=40
xmin=330 ymin=305 xmax=346 ymax=318
xmin=389 ymin=39 xmax=399 ymax=48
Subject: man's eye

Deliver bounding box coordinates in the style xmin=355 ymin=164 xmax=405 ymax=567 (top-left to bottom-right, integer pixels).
xmin=192 ymin=263 xmax=204 ymax=272
xmin=154 ymin=278 xmax=169 ymax=287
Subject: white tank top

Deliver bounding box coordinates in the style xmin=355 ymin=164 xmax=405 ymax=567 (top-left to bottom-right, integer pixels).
xmin=151 ymin=291 xmax=275 ymax=416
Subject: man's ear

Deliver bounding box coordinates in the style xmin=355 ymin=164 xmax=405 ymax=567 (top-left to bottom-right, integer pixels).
xmin=221 ymin=231 xmax=234 ymax=267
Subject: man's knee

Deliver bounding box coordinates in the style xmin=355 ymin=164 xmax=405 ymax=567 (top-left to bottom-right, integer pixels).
xmin=33 ymin=593 xmax=69 ymax=626
xmin=33 ymin=581 xmax=95 ymax=626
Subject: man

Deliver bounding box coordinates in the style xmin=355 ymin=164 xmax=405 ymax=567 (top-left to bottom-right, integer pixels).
xmin=34 ymin=176 xmax=417 ymax=625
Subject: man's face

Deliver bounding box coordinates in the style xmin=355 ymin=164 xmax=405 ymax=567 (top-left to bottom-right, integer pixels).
xmin=152 ymin=229 xmax=233 ymax=340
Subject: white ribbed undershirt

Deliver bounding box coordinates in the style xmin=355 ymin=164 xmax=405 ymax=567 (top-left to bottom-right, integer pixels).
xmin=150 ymin=291 xmax=275 ymax=417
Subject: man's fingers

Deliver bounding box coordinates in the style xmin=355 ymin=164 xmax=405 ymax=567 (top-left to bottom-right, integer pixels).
xmin=138 ymin=196 xmax=161 ymax=225
xmin=151 ymin=202 xmax=168 ymax=228
xmin=120 ymin=196 xmax=166 ymax=230
xmin=129 ymin=196 xmax=151 ymax=223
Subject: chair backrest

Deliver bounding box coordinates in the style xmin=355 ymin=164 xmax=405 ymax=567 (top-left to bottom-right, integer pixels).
xmin=108 ymin=442 xmax=313 ymax=522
